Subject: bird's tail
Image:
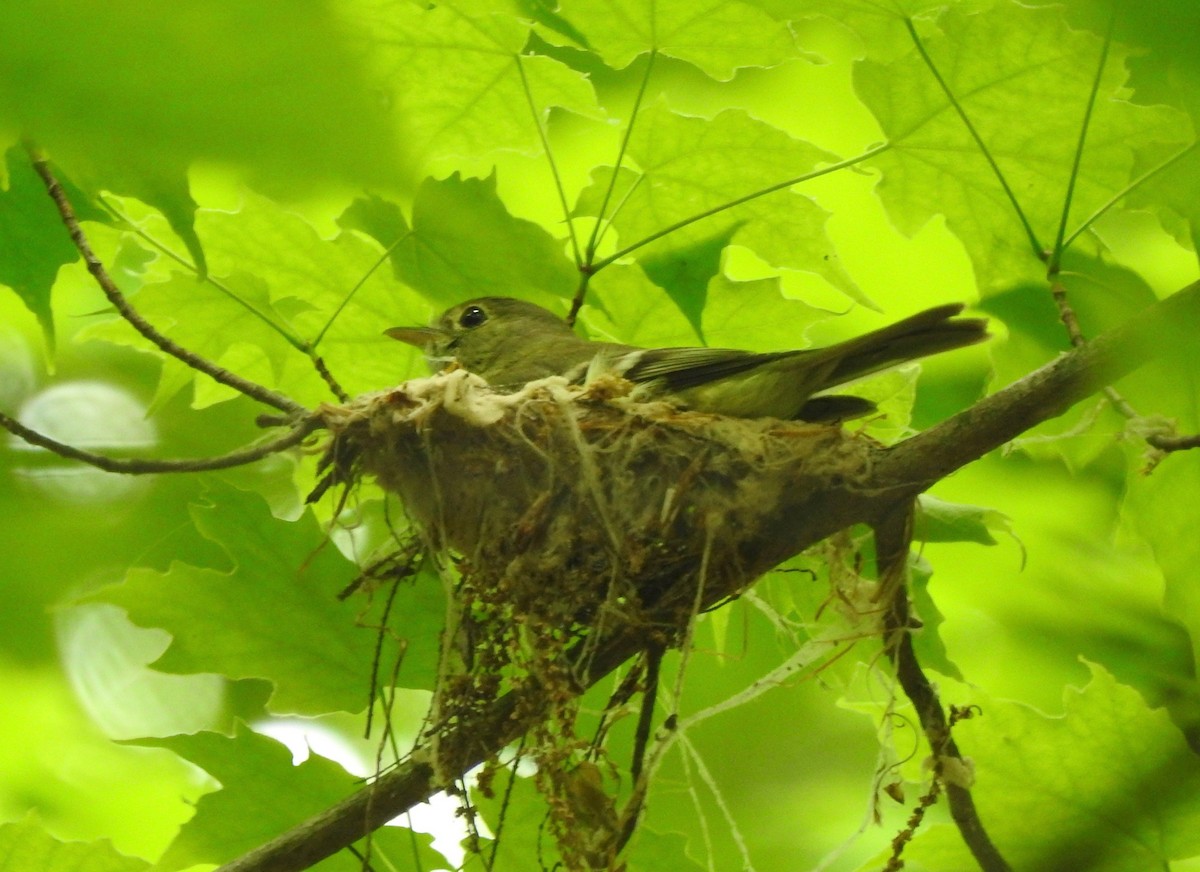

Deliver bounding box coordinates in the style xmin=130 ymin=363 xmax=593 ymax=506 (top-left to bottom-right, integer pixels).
xmin=816 ymin=303 xmax=989 ymax=390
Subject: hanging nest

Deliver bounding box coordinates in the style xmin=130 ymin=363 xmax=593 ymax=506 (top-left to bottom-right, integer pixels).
xmin=317 ymin=369 xmax=882 ymax=653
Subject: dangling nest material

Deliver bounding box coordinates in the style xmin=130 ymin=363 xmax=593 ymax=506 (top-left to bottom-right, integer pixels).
xmin=318 ymin=370 xmax=879 ymax=650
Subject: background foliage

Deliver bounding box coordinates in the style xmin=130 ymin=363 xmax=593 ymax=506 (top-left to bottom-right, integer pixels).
xmin=1 ymin=1 xmax=1199 ymax=870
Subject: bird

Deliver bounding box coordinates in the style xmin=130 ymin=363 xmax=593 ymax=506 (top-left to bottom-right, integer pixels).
xmin=386 ymin=296 xmax=988 ymax=422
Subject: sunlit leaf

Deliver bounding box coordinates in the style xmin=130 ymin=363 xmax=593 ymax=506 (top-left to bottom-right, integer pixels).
xmin=575 ymin=102 xmax=867 ymax=306
xmin=554 ymin=0 xmax=797 ymax=79
xmin=0 ymin=816 xmax=149 ymax=872
xmin=855 ymin=2 xmax=1192 ymax=292
xmin=93 ymin=485 xmax=444 ymax=714
xmin=142 ymin=726 xmax=443 ymax=871
xmin=390 ymin=174 xmax=578 ymax=309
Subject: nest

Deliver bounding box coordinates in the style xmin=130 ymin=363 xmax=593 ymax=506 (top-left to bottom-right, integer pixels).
xmin=320 ymin=370 xmax=878 ymax=651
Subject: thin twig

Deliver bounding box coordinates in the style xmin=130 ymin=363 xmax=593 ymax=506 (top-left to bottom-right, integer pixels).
xmin=629 ymin=644 xmax=663 ymax=785
xmin=874 ymin=501 xmax=1010 ymax=872
xmin=311 ymin=354 xmax=351 ymax=404
xmin=566 ymin=271 xmax=593 ymax=328
xmin=0 ymin=410 xmax=319 ymax=474
xmin=1052 ymin=279 xmax=1199 ymax=459
xmin=26 ymin=145 xmax=305 ymax=415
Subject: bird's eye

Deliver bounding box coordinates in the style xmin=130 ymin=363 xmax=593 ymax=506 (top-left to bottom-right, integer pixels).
xmin=458 ymin=305 xmax=488 ymax=329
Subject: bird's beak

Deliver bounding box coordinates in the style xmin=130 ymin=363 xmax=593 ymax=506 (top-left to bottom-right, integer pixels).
xmin=384 ymin=325 xmax=446 ymax=349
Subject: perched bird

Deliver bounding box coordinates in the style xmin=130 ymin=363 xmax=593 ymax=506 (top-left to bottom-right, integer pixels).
xmin=386 ymin=297 xmax=987 ymax=421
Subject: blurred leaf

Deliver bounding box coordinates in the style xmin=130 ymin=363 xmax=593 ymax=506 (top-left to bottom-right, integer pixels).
xmin=1127 ymin=454 xmax=1200 ymax=688
xmin=141 ymin=726 xmax=443 ymax=872
xmin=0 ymin=0 xmax=409 ymax=191
xmin=909 ymin=553 xmax=962 ymax=681
xmin=886 ymin=665 xmax=1200 ymax=871
xmin=92 ymin=485 xmax=444 ymax=714
xmin=914 ymin=494 xmax=1013 ymax=546
xmin=0 ymin=816 xmax=149 ymax=872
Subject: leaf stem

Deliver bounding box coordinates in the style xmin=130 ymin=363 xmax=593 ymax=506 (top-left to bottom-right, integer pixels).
xmin=590 ymin=143 xmax=890 ymax=272
xmin=903 ymin=17 xmax=1044 ymax=261
xmin=585 ymin=50 xmax=658 ymax=264
xmin=516 ymin=53 xmax=583 ymax=268
xmin=1049 ymin=10 xmax=1115 ymax=272
xmin=312 ymin=232 xmax=409 ymax=349
xmin=1062 ymin=140 xmax=1198 ymax=250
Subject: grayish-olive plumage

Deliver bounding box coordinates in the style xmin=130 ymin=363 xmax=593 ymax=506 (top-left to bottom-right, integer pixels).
xmin=386 ymin=297 xmax=988 ymax=421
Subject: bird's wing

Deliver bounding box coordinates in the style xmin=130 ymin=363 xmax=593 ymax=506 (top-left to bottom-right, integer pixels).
xmin=618 ymin=346 xmax=796 ymax=390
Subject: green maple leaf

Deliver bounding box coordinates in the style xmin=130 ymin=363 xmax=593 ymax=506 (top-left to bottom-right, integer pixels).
xmin=854 ymin=2 xmax=1193 ymax=292
xmin=388 ymin=174 xmax=579 ymax=309
xmin=86 ymin=193 xmax=432 ymax=408
xmin=0 ymin=816 xmax=149 ymax=872
xmin=93 ymin=485 xmax=444 ymax=715
xmin=341 ymin=0 xmax=600 ymax=175
xmin=552 ymin=0 xmax=797 ymax=79
xmin=141 ymin=726 xmax=442 ymax=871
xmin=575 ymin=102 xmax=867 ymax=306
xmin=886 ymin=665 xmax=1200 ymax=870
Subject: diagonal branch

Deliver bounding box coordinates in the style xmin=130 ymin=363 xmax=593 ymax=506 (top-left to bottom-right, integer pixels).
xmin=876 ymin=278 xmax=1200 ymax=490
xmin=214 ymin=280 xmax=1200 ymax=872
xmin=26 ymin=145 xmax=305 ymax=416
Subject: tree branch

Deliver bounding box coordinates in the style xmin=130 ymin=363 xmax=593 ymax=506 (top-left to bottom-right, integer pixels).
xmin=26 ymin=145 xmax=305 ymax=415
xmin=0 ymin=409 xmax=320 ymax=473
